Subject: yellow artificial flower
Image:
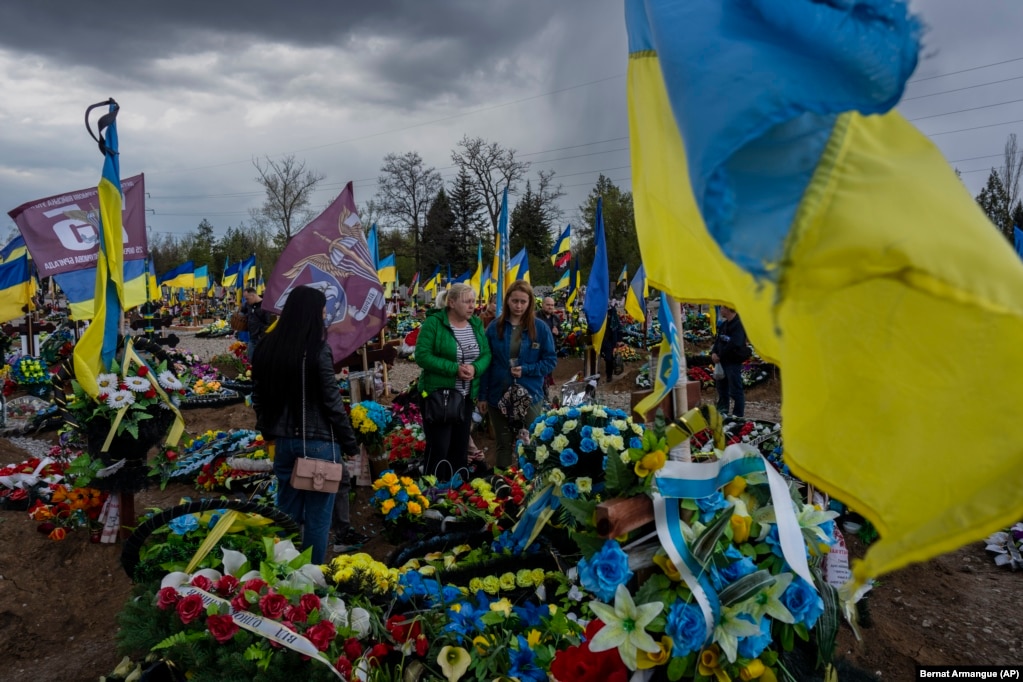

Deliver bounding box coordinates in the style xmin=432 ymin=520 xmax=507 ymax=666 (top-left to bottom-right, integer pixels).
xmin=381 ymin=472 xmax=399 ymax=486
xmin=697 ymin=645 xmax=730 ymax=682
xmin=740 ymin=659 xmax=766 ymax=680
xmin=400 ymin=476 xmax=414 ymax=486
xmin=381 ymin=499 xmax=396 ymax=514
xmin=468 ymin=577 xmax=484 ymax=594
xmin=472 ymin=635 xmax=493 ymax=656
xmin=731 ymin=514 xmax=752 ymax=544
xmin=388 ymin=484 xmax=402 ymax=495
xmin=489 ymin=598 xmax=513 ymax=617
xmin=652 ymin=552 xmax=682 ymax=581
xmin=516 ymin=569 xmax=533 ymax=588
xmin=526 ymin=629 xmax=542 ymax=648
xmin=723 ymin=475 xmax=747 ymax=498
xmin=481 ymin=576 xmax=500 ymax=594
xmin=634 ymin=450 xmax=667 ymax=477
xmin=636 ymin=635 xmax=673 ymax=669
xmin=407 ymin=484 xmax=422 ymax=497
xmin=407 ymin=501 xmax=422 ymax=515
xmin=499 ymin=572 xmax=517 ymax=591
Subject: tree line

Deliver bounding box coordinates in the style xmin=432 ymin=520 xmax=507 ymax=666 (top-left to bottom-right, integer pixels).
xmin=150 ymin=136 xmax=641 ymax=288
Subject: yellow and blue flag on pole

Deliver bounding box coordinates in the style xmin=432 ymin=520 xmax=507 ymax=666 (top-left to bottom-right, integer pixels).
xmin=192 ymin=265 xmax=209 ymax=291
xmin=377 ymin=253 xmax=396 ymax=284
xmin=0 ymin=235 xmax=27 ymax=263
xmin=73 ymin=100 xmax=126 ymax=398
xmin=550 ymin=224 xmax=571 ymax=267
xmin=625 ymin=263 xmax=647 ymax=323
xmin=367 ymin=223 xmax=380 ymax=269
xmin=159 ymin=261 xmax=195 ymax=289
xmin=241 ymin=255 xmax=257 ymax=286
xmin=221 ymin=259 xmax=239 ymax=288
xmin=469 ymin=242 xmax=483 ymax=298
xmin=0 ymin=247 xmax=34 ymax=324
xmin=582 ymin=197 xmax=609 ymax=353
xmin=627 ymin=0 xmax=1023 ymax=587
xmin=616 ymin=264 xmax=628 ymax=289
xmin=552 ymin=269 xmax=570 ymax=292
xmin=507 ymin=248 xmax=530 ymax=284
xmin=147 ymin=256 xmax=160 ymax=302
xmin=635 ymin=292 xmax=681 ymax=417
xmin=493 ymin=187 xmax=509 ymax=308
xmin=423 ymin=266 xmax=441 ymax=294
xmin=565 ymin=257 xmax=581 ymax=312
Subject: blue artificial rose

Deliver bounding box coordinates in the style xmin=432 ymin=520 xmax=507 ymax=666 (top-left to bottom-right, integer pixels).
xmin=696 ymin=491 xmax=730 ymax=517
xmin=580 ymin=437 xmax=598 ymax=453
xmin=566 ymin=408 xmax=581 ymax=419
xmin=522 ymin=462 xmax=536 ymax=479
xmin=581 ymin=425 xmax=593 ymax=438
xmin=630 ymin=436 xmax=643 ymax=450
xmin=819 ymin=519 xmax=836 ymax=545
xmin=720 ymin=556 xmax=757 ymax=585
xmin=540 ymin=427 xmax=555 ymax=442
xmin=546 ymin=415 xmax=560 ymax=427
xmin=736 ymin=614 xmax=773 ymax=659
xmin=604 ymin=424 xmax=620 ymax=435
xmin=561 ymin=482 xmax=580 ymax=499
xmin=577 ymin=540 xmax=633 ymax=602
xmin=781 ymin=576 xmax=824 ymax=628
xmin=665 ymin=601 xmax=706 ymax=657
xmin=168 ymin=514 xmax=199 ymax=535
xmin=560 ymin=449 xmax=579 ymax=467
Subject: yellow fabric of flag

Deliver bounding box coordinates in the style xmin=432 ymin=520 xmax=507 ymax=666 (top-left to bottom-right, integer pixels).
xmin=630 ymin=51 xmax=1023 ymax=588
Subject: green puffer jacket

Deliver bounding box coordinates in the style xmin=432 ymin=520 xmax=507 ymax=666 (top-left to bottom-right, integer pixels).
xmin=415 ymin=307 xmax=491 ymax=401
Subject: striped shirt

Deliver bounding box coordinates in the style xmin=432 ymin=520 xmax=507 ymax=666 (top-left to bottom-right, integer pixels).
xmin=451 ymin=324 xmax=480 ymax=395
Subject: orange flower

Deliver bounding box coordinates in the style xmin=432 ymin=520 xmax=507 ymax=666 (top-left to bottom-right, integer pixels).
xmin=49 ymin=528 xmax=67 ymax=541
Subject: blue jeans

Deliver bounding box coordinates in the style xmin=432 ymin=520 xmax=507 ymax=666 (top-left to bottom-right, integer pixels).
xmin=715 ymin=363 xmax=745 ymax=418
xmin=274 ymin=437 xmax=339 ymax=565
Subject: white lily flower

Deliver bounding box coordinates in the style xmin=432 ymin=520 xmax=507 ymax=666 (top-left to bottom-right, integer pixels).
xmin=320 ymin=596 xmax=349 ymax=627
xmin=272 ymin=540 xmax=301 ymax=563
xmin=715 ymin=605 xmax=764 ymax=663
xmin=348 ymin=606 xmax=372 ymax=637
xmin=221 ymin=548 xmax=248 ymax=576
xmin=588 ymin=584 xmax=663 ymax=670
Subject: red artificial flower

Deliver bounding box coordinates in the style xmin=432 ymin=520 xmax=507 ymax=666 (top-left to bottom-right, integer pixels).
xmin=230 ymin=593 xmax=251 ymax=613
xmin=386 ymin=615 xmax=422 ymax=643
xmin=259 ymin=592 xmax=289 ymax=619
xmin=305 ymin=621 xmax=337 ymax=652
xmin=144 ymin=388 xmax=157 ymax=399
xmin=156 ymin=587 xmax=180 ymax=610
xmin=415 ymin=634 xmax=429 ymax=657
xmin=343 ymin=637 xmax=364 ymax=661
xmin=190 ymin=575 xmax=213 ymax=592
xmin=367 ymin=642 xmax=392 ymax=665
xmin=299 ymin=593 xmax=321 ymax=614
xmin=136 ymin=365 xmax=149 ymax=376
xmin=334 ymin=656 xmax=353 ymax=678
xmin=242 ymin=578 xmax=268 ymax=594
xmin=283 ymin=605 xmax=308 ymax=623
xmin=165 ymin=450 xmax=178 ymax=462
xmin=207 ymin=614 xmax=239 ymax=643
xmin=213 ymin=575 xmax=239 ymax=596
xmin=176 ymin=594 xmax=205 ymax=625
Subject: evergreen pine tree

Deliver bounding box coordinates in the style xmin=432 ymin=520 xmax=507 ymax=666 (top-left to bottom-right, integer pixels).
xmin=976 ymin=169 xmax=1012 ymax=241
xmin=509 ymin=180 xmax=555 ymax=283
xmin=421 ymin=188 xmax=460 ymax=274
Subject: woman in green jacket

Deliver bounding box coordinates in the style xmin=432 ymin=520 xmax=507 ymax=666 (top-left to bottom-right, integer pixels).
xmin=415 ymin=283 xmax=491 ymax=479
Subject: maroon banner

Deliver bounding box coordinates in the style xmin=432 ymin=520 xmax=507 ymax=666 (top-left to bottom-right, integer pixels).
xmin=6 ymin=174 xmax=147 ymax=276
xmin=263 ymin=182 xmax=386 ymax=367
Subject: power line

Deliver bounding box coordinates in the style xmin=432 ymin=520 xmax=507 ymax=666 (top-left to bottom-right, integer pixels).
xmin=903 ymin=75 xmax=1023 ymax=101
xmin=908 ymin=97 xmax=1023 ymax=122
xmin=908 ymin=56 xmax=1023 ymax=83
xmin=926 ymin=117 xmax=1023 ymax=136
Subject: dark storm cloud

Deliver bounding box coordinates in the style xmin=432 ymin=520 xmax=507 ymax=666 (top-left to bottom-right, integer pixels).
xmin=0 ymin=1 xmax=588 ymax=107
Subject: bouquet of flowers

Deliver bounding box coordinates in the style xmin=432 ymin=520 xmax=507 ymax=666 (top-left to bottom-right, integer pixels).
xmin=67 ymin=359 xmax=184 ymax=439
xmin=27 ymin=485 xmax=107 ymax=541
xmin=383 ymin=424 xmax=426 ymax=465
xmin=190 ymin=378 xmax=223 ymax=395
xmin=516 ymin=404 xmax=645 ymax=501
xmin=349 ymin=401 xmax=393 ymax=450
xmin=328 ymin=552 xmax=400 ymax=597
xmin=11 ymin=355 xmax=48 ymax=385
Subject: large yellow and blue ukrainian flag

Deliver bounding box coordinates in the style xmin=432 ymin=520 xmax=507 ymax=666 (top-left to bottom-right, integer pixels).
xmin=627 ymin=0 xmax=1023 ymax=587
xmin=377 ymin=253 xmax=396 ymax=284
xmin=625 ymin=263 xmax=647 ymax=323
xmin=192 ymin=265 xmax=209 ymax=291
xmin=582 ymin=197 xmax=608 ymax=353
xmin=492 ymin=188 xmax=510 ymax=308
xmin=73 ymin=100 xmax=127 ymax=398
xmin=221 ymin=260 xmax=240 ymax=288
xmin=550 ymin=224 xmax=571 ymax=267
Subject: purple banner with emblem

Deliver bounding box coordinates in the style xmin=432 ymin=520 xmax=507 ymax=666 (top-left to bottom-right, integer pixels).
xmin=6 ymin=174 xmax=148 ymax=276
xmin=263 ymin=181 xmax=386 ymax=366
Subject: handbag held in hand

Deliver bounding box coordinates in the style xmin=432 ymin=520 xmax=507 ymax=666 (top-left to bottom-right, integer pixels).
xmin=423 ymin=388 xmax=466 ymax=424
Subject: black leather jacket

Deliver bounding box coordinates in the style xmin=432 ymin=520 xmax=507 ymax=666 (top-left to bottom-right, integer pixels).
xmin=252 ymin=342 xmax=359 ymax=456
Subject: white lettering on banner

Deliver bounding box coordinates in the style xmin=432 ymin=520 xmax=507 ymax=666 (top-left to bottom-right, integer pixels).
xmin=175 ymin=587 xmax=344 ymax=679
xmin=42 ymin=203 xmax=133 ymax=253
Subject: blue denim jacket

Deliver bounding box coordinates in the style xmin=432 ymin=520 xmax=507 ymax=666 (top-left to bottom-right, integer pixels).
xmin=479 ymin=318 xmax=557 ymax=405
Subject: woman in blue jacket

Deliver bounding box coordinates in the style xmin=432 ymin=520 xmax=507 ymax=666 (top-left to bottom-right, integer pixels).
xmin=478 ymin=280 xmax=557 ymax=468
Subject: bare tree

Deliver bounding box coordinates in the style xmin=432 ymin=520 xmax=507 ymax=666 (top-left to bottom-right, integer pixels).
xmin=451 ymin=136 xmax=530 ymax=232
xmin=1000 ymin=133 xmax=1023 ymax=234
xmin=253 ymin=155 xmax=325 ymax=244
xmin=377 ymin=151 xmax=442 ymax=272
xmin=535 ymin=169 xmax=566 ymax=226
xmin=358 ymin=198 xmax=385 ymax=230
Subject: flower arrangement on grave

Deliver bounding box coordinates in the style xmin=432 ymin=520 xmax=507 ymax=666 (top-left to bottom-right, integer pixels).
xmin=371 ymin=472 xmax=431 ymax=529
xmin=153 ymin=429 xmax=268 ymax=490
xmin=514 ymin=404 xmax=646 ymax=500
xmin=422 ymin=471 xmax=528 ymax=530
xmin=985 ymin=523 xmax=1023 ymax=570
xmin=613 ymin=342 xmax=641 ymax=364
xmin=67 ymin=359 xmax=184 ymax=440
xmin=328 ymin=552 xmax=400 ymax=597
xmin=540 ymin=407 xmax=841 ymax=681
xmin=28 ymin=485 xmax=107 ymax=541
xmin=189 ymin=378 xmax=223 ymax=395
xmin=349 ymin=401 xmax=393 ymax=450
xmin=195 ymin=318 xmax=230 ymax=338
xmin=11 ymin=355 xmax=48 ymax=385
xmin=382 ymin=424 xmax=426 ymax=466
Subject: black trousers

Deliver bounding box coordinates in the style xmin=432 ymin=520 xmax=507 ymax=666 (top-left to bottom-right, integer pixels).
xmin=422 ymin=401 xmax=472 ymax=480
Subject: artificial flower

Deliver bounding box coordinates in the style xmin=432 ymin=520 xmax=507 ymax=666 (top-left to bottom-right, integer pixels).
xmin=96 ymin=373 xmax=119 ymax=391
xmin=124 ymin=376 xmax=152 ymax=393
xmin=106 ymin=389 xmax=135 ymax=409
xmin=697 ymin=644 xmax=730 ymax=682
xmin=714 ymin=605 xmax=765 ymax=663
xmin=438 ymin=645 xmax=471 ymax=682
xmin=634 ymin=449 xmax=666 ymax=477
xmin=635 ymin=635 xmax=673 ymax=669
xmin=588 ymin=584 xmax=663 ymax=670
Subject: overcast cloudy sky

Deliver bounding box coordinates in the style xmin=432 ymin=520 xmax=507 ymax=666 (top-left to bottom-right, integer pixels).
xmin=1 ymin=0 xmax=1021 ymax=245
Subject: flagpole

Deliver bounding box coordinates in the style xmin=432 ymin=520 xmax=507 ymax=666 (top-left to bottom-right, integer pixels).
xmin=667 ymin=295 xmax=691 ymax=462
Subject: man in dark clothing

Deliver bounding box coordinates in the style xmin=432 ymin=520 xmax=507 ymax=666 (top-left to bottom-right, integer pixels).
xmin=538 ymin=297 xmax=560 ymax=396
xmin=242 ymin=288 xmax=272 ymax=361
xmin=599 ymin=305 xmax=624 ymax=382
xmin=711 ymin=306 xmax=751 ymax=418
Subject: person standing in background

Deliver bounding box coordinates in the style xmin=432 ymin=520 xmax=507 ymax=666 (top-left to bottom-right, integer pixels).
xmin=711 ymin=305 xmax=751 ymax=418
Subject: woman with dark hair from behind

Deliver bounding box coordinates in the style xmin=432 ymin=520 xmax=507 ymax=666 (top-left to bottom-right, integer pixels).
xmin=251 ymin=285 xmax=360 ymax=564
